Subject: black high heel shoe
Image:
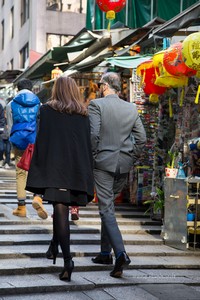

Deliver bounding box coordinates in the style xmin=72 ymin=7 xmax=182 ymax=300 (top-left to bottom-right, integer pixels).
xmin=46 ymin=240 xmax=59 ymax=265
xmin=59 ymin=259 xmax=74 ymax=281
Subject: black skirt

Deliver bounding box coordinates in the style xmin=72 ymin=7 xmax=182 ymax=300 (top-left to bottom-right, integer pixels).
xmin=43 ymin=188 xmax=92 ymax=206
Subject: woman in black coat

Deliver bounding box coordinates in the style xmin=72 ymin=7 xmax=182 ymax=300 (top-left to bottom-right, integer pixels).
xmin=26 ymin=76 xmax=94 ymax=281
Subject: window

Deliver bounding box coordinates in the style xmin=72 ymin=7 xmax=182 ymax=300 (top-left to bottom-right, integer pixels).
xmin=19 ymin=43 xmax=29 ymax=68
xmin=46 ymin=33 xmax=73 ymax=51
xmin=46 ymin=0 xmax=84 ymax=13
xmin=46 ymin=0 xmax=62 ymax=11
xmin=21 ymin=0 xmax=29 ymax=26
xmin=1 ymin=20 xmax=4 ymax=50
xmin=10 ymin=7 xmax=14 ymax=39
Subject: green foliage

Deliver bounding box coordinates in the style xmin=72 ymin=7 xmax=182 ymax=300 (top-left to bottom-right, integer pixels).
xmin=144 ymin=187 xmax=164 ymax=215
xmin=166 ymin=150 xmax=178 ymax=168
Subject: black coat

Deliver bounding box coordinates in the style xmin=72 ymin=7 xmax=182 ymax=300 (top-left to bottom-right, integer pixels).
xmin=26 ymin=104 xmax=94 ymax=202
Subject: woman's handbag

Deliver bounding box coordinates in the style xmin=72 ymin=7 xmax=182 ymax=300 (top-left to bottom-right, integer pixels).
xmin=17 ymin=144 xmax=34 ymax=171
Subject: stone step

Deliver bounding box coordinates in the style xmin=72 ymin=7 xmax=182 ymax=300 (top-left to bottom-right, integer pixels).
xmin=0 ymin=224 xmax=161 ymax=235
xmin=0 ymin=218 xmax=160 ymax=227
xmin=0 ymin=233 xmax=163 ymax=246
xmin=0 ymin=199 xmax=147 ymax=211
xmin=0 ymin=244 xmax=199 ymax=260
xmin=0 ymin=256 xmax=200 ymax=282
xmin=1 ymin=172 xmax=200 ymax=298
xmin=1 ymin=268 xmax=200 ymax=297
xmin=0 ymin=198 xmax=146 ymax=209
xmin=0 ymin=234 xmax=163 ymax=245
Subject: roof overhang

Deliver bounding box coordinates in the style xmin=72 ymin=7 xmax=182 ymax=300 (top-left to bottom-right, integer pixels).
xmin=13 ymin=47 xmax=69 ymax=83
xmin=13 ymin=28 xmax=103 ymax=84
xmin=0 ymin=70 xmax=23 ymax=83
xmin=140 ymin=1 xmax=200 ymax=48
xmin=72 ymin=47 xmax=113 ymax=71
xmin=106 ymin=55 xmax=152 ymax=69
xmin=113 ymin=2 xmax=200 ymax=55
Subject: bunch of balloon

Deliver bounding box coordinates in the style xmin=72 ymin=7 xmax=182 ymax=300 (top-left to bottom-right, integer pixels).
xmin=136 ymin=60 xmax=166 ymax=104
xmin=96 ymin=0 xmax=126 ymax=30
xmin=163 ymin=42 xmax=197 ymax=106
xmin=182 ymin=32 xmax=200 ymax=104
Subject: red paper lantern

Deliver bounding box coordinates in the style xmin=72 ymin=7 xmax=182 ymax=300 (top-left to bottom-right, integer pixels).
xmin=137 ymin=60 xmax=166 ymax=101
xmin=96 ymin=0 xmax=126 ymax=20
xmin=163 ymin=42 xmax=196 ymax=77
xmin=51 ymin=67 xmax=63 ymax=79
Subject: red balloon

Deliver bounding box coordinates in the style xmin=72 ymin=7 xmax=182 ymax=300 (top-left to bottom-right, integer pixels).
xmin=96 ymin=0 xmax=126 ymax=13
xmin=163 ymin=42 xmax=197 ymax=77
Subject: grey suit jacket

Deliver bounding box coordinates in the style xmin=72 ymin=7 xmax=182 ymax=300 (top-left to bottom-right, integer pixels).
xmin=88 ymin=94 xmax=147 ymax=173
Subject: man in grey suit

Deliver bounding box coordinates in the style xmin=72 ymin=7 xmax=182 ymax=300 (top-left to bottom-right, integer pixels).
xmin=88 ymin=72 xmax=146 ymax=278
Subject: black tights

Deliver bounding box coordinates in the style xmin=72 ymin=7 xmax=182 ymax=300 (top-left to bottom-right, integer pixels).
xmin=52 ymin=203 xmax=71 ymax=260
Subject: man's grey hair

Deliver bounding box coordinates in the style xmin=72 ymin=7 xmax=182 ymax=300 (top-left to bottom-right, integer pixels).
xmin=101 ymin=72 xmax=121 ymax=92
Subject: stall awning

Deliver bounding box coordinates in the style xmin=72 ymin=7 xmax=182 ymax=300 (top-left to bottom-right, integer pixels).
xmin=13 ymin=28 xmax=103 ymax=84
xmin=13 ymin=47 xmax=69 ymax=83
xmin=0 ymin=70 xmax=23 ymax=83
xmin=106 ymin=55 xmax=152 ymax=69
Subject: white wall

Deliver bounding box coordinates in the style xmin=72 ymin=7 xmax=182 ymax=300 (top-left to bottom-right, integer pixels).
xmin=0 ymin=0 xmax=86 ymax=71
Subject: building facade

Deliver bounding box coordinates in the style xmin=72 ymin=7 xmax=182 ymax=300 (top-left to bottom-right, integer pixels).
xmin=0 ymin=0 xmax=86 ymax=72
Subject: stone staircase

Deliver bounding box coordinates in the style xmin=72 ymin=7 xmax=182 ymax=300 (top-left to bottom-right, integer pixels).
xmin=0 ymin=169 xmax=200 ymax=297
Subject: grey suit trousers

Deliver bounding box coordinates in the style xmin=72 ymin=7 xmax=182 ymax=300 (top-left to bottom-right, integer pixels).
xmin=94 ymin=168 xmax=128 ymax=257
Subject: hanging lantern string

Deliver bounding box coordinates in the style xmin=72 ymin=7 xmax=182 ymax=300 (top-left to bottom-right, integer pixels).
xmin=179 ymin=87 xmax=185 ymax=107
xmin=168 ymin=97 xmax=173 ymax=118
xmin=195 ymin=85 xmax=200 ymax=104
xmin=138 ymin=69 xmax=146 ymax=88
xmin=106 ymin=10 xmax=116 ymax=31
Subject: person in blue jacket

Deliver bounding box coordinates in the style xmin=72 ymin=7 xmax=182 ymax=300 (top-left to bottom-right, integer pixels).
xmin=6 ymin=78 xmax=48 ymax=219
xmin=0 ymin=103 xmax=5 ymax=166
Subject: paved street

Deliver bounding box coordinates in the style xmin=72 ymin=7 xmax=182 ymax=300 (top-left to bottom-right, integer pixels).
xmin=0 ymin=168 xmax=200 ymax=299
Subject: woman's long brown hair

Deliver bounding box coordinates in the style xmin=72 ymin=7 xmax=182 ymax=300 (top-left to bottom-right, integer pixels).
xmin=48 ymin=76 xmax=87 ymax=115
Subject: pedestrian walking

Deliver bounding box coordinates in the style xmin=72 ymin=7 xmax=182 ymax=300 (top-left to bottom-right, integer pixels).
xmin=26 ymin=76 xmax=94 ymax=281
xmin=6 ymin=78 xmax=48 ymax=218
xmin=0 ymin=103 xmax=5 ymax=167
xmin=0 ymin=107 xmax=12 ymax=169
xmin=88 ymin=72 xmax=146 ymax=278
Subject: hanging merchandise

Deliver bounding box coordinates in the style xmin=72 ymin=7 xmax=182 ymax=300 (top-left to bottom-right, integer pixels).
xmin=96 ymin=0 xmax=126 ymax=29
xmin=136 ymin=60 xmax=166 ymax=103
xmin=182 ymin=32 xmax=200 ymax=73
xmin=176 ymin=162 xmax=186 ymax=179
xmin=163 ymin=42 xmax=197 ymax=77
xmin=152 ymin=51 xmax=188 ymax=88
xmin=129 ymin=69 xmax=158 ymax=204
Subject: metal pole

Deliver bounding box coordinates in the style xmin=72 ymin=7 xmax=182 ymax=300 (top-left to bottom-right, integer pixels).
xmin=93 ymin=0 xmax=96 ymax=30
xmin=125 ymin=0 xmax=129 ymax=26
xmin=180 ymin=0 xmax=183 ymax=12
xmin=151 ymin=0 xmax=153 ymax=20
xmin=80 ymin=0 xmax=82 ymax=13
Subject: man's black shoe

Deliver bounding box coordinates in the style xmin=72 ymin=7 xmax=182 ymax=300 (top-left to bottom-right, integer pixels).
xmin=92 ymin=253 xmax=113 ymax=265
xmin=110 ymin=252 xmax=131 ymax=278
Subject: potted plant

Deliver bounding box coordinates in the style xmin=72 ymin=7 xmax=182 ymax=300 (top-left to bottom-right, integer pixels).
xmin=165 ymin=150 xmax=178 ymax=178
xmin=144 ymin=187 xmax=165 ymax=221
